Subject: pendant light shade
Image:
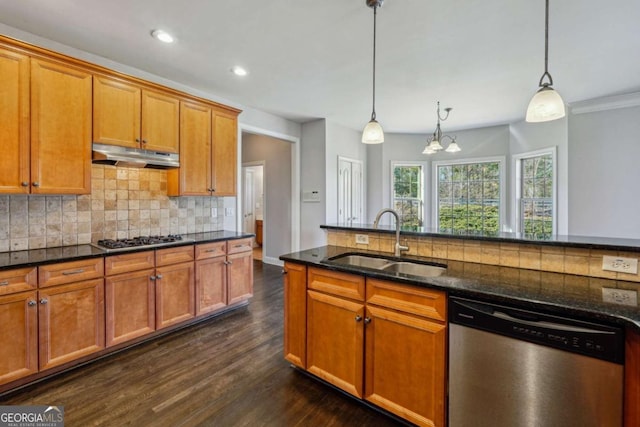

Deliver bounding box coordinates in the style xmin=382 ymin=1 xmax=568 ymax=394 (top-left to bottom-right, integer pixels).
xmin=526 ymin=0 xmax=565 ymax=123
xmin=362 ymin=119 xmax=384 ymax=144
xmin=362 ymin=0 xmax=384 ymax=144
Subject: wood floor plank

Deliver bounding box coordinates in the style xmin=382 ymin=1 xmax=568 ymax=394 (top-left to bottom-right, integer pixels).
xmin=1 ymin=261 xmax=404 ymax=426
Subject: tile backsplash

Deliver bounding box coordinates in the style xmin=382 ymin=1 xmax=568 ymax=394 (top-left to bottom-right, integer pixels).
xmin=0 ymin=165 xmax=227 ymax=252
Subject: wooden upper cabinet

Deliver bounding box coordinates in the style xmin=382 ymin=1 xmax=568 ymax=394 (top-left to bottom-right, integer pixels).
xmin=0 ymin=47 xmax=30 ymax=194
xmin=168 ymin=100 xmax=212 ymax=196
xmin=211 ymin=108 xmax=238 ymax=196
xmin=93 ymin=75 xmax=179 ymax=153
xmin=93 ymin=76 xmax=141 ymax=148
xmin=30 ymin=58 xmax=92 ymax=194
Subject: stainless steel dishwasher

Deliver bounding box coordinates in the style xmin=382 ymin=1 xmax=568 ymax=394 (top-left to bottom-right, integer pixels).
xmin=448 ymin=297 xmax=625 ymax=427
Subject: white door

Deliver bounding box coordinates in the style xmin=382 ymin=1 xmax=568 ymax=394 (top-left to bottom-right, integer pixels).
xmin=242 ymin=168 xmax=255 ymax=233
xmin=338 ymin=157 xmax=364 ymax=223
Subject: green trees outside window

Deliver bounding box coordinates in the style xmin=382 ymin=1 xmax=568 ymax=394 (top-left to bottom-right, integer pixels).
xmin=393 ymin=165 xmax=423 ymax=227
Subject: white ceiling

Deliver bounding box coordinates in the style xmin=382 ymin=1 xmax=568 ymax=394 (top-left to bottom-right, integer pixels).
xmin=0 ymin=0 xmax=638 ymax=133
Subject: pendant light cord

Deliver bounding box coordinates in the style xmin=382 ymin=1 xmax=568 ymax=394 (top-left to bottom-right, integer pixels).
xmin=371 ymin=5 xmax=377 ymax=121
xmin=539 ymin=0 xmax=554 ymax=87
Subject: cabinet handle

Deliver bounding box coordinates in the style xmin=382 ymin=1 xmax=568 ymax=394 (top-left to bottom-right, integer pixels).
xmin=32 ymin=182 xmax=40 ymax=187
xmin=364 ymin=317 xmax=372 ymax=324
xmin=28 ymin=300 xmax=37 ymax=307
xmin=234 ymin=244 xmax=245 ymax=248
xmin=355 ymin=315 xmax=363 ymax=322
xmin=21 ymin=182 xmax=29 ymax=187
xmin=150 ymin=275 xmax=156 ymax=281
xmin=40 ymin=298 xmax=48 ymax=305
xmin=62 ymin=269 xmax=85 ymax=276
xmin=0 ymin=281 xmax=8 ymax=286
xmin=204 ymin=249 xmax=218 ymax=253
xmin=155 ymin=274 xmax=163 ymax=279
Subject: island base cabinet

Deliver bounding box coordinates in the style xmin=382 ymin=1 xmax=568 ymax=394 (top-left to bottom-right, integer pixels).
xmin=364 ymin=305 xmax=446 ymax=427
xmin=38 ymin=279 xmax=105 ymax=371
xmin=306 ymin=290 xmax=364 ymax=398
xmin=105 ymin=269 xmax=156 ymax=347
xmin=283 ymin=262 xmax=307 ymax=368
xmin=0 ymin=291 xmax=38 ymax=386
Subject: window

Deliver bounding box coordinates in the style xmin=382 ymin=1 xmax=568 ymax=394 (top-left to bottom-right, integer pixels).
xmin=392 ymin=163 xmax=424 ymax=227
xmin=515 ymin=149 xmax=556 ymax=237
xmin=434 ymin=158 xmax=504 ymax=233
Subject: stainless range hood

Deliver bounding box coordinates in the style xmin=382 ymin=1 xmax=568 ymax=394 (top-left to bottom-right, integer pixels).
xmin=92 ymin=143 xmax=179 ymax=169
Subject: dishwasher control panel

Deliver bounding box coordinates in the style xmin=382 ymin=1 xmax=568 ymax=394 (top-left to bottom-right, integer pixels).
xmin=449 ymin=297 xmax=625 ymax=364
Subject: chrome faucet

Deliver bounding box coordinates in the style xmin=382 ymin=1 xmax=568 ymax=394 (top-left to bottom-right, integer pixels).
xmin=373 ymin=208 xmax=409 ymax=257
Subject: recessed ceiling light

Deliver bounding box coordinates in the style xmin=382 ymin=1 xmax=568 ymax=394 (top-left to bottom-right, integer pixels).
xmin=151 ymin=29 xmax=174 ymax=43
xmin=230 ymin=66 xmax=248 ymax=77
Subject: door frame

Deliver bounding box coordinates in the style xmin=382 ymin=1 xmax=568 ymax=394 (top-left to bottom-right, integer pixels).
xmin=242 ymin=162 xmax=265 ymax=247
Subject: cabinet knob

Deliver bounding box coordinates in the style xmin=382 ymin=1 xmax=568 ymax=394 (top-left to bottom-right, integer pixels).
xmin=40 ymin=298 xmax=48 ymax=305
xmin=364 ymin=317 xmax=372 ymax=324
xmin=21 ymin=182 xmax=29 ymax=187
xmin=136 ymin=138 xmax=141 ymax=143
xmin=150 ymin=275 xmax=156 ymax=281
xmin=142 ymin=139 xmax=148 ymax=144
xmin=32 ymin=182 xmax=40 ymax=187
xmin=282 ymin=270 xmax=288 ymax=275
xmin=155 ymin=274 xmax=163 ymax=279
xmin=355 ymin=315 xmax=363 ymax=322
xmin=28 ymin=300 xmax=37 ymax=307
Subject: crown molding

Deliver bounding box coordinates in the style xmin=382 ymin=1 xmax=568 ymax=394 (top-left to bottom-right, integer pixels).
xmin=570 ymin=92 xmax=640 ymax=115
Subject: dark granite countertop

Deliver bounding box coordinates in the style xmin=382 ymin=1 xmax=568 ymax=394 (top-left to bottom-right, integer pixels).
xmin=0 ymin=231 xmax=254 ymax=270
xmin=280 ymin=245 xmax=640 ymax=332
xmin=321 ymin=223 xmax=640 ymax=253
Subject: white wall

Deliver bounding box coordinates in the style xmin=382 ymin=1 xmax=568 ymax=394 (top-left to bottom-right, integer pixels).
xmin=568 ymin=103 xmax=640 ymax=238
xmin=300 ymin=120 xmax=327 ymax=250
xmin=242 ymin=134 xmax=292 ymax=263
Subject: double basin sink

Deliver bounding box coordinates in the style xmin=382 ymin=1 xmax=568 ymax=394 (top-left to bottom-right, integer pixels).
xmin=325 ymin=254 xmax=446 ymax=278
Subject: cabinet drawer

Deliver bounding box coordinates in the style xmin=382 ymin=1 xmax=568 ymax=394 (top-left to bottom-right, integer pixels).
xmin=227 ymin=238 xmax=253 ymax=255
xmin=366 ymin=278 xmax=446 ymax=322
xmin=39 ymin=258 xmax=104 ymax=288
xmin=195 ymin=242 xmax=226 ymax=260
xmin=105 ymin=250 xmax=155 ymax=276
xmin=156 ymin=245 xmax=194 ymax=267
xmin=308 ymin=267 xmax=365 ymax=301
xmin=0 ymin=267 xmax=37 ymax=296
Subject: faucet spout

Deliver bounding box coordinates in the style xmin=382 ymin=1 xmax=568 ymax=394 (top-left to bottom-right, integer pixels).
xmin=372 ymin=208 xmax=409 ymax=257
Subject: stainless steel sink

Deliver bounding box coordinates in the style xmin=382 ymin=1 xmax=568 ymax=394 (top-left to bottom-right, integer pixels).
xmin=326 ymin=253 xmax=446 ymax=278
xmin=381 ymin=261 xmax=446 ymax=277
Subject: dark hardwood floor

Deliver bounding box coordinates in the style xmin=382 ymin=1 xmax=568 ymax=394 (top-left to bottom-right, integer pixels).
xmin=2 ymin=261 xmax=404 ymax=427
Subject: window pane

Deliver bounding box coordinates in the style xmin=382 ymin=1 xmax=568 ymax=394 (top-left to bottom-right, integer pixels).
xmin=520 ymin=153 xmax=554 ymax=238
xmin=393 ymin=164 xmax=424 ymax=227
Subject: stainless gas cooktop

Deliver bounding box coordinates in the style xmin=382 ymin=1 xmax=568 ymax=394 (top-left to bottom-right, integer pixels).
xmin=91 ymin=235 xmax=193 ymax=252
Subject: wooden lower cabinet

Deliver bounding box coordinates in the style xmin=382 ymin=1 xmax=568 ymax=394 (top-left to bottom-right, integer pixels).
xmin=195 ymin=255 xmax=227 ymax=316
xmin=105 ymin=269 xmax=156 ymax=346
xmin=227 ymin=250 xmax=253 ymax=305
xmin=292 ymin=264 xmax=447 ymax=427
xmin=364 ymin=305 xmax=446 ymax=427
xmin=307 ymin=289 xmax=365 ymax=398
xmin=283 ymin=262 xmax=307 ymax=368
xmin=0 ymin=291 xmax=38 ymax=385
xmin=626 ymin=327 xmax=640 ymax=427
xmin=155 ymin=261 xmax=195 ymax=329
xmin=38 ymin=279 xmax=105 ymax=370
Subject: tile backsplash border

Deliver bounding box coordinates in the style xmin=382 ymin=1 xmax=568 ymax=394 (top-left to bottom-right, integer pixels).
xmin=0 ymin=165 xmax=227 ymax=252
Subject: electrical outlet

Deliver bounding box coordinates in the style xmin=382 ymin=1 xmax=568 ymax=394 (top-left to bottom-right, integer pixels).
xmin=355 ymin=234 xmax=369 ymax=245
xmin=602 ymin=255 xmax=638 ymax=274
xmin=211 ymin=207 xmax=218 ymax=217
xmin=225 ymin=208 xmax=234 ymax=216
xmin=602 ymin=288 xmax=638 ymax=306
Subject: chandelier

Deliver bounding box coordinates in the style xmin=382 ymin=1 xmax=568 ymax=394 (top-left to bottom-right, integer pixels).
xmin=422 ymin=101 xmax=460 ymax=154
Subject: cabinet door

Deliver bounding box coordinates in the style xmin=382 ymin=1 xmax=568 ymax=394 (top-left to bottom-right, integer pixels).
xmin=38 ymin=279 xmax=105 ymax=370
xmin=170 ymin=100 xmax=212 ymax=196
xmin=211 ymin=108 xmax=238 ymax=196
xmin=0 ymin=48 xmax=30 ymax=194
xmin=155 ymin=262 xmax=195 ymax=329
xmin=306 ymin=289 xmax=364 ymax=398
xmin=283 ymin=262 xmax=307 ymax=368
xmin=30 ymin=58 xmax=92 ymax=194
xmin=227 ymin=250 xmax=253 ymax=305
xmin=0 ymin=291 xmax=38 ymax=386
xmin=93 ymin=75 xmax=141 ymax=148
xmin=105 ymin=269 xmax=155 ymax=347
xmin=141 ymin=89 xmax=179 ymax=153
xmin=364 ymin=305 xmax=446 ymax=427
xmin=195 ymin=256 xmax=227 ymax=316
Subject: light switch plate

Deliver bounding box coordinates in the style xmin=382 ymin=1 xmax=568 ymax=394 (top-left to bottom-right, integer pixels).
xmin=355 ymin=234 xmax=369 ymax=245
xmin=602 ymin=288 xmax=638 ymax=306
xmin=602 ymin=255 xmax=638 ymax=274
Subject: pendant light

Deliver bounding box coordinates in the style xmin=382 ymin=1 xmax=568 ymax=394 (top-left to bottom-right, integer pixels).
xmin=526 ymin=0 xmax=565 ymax=122
xmin=362 ymin=0 xmax=384 ymax=144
